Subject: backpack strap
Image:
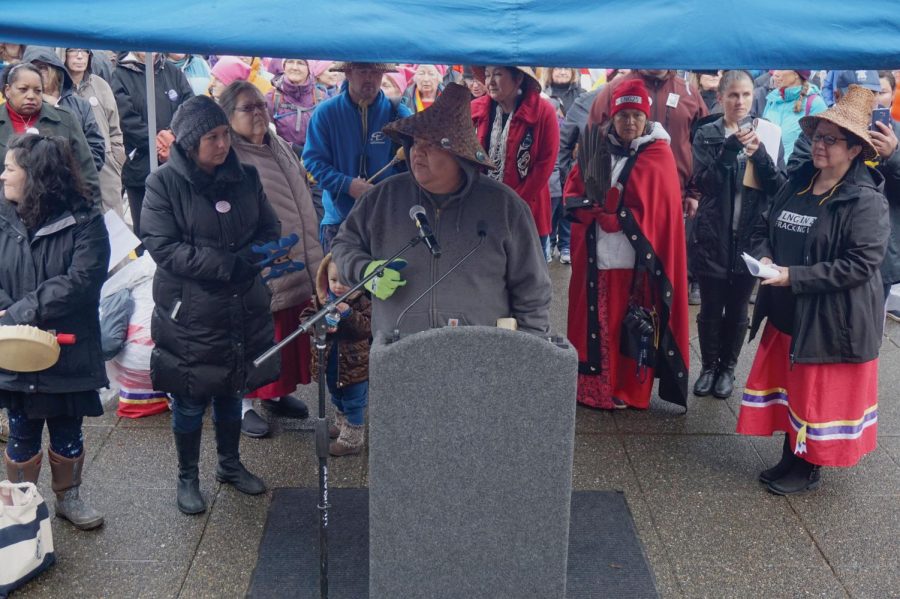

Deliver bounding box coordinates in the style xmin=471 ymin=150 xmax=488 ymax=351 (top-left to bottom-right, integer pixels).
xmin=805 ymin=93 xmax=818 ymax=116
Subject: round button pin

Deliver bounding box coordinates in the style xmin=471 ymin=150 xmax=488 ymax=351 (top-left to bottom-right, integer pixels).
xmin=25 ymin=127 xmax=39 ymax=135
xmin=167 ymin=89 xmax=178 ymax=101
xmin=89 ymin=96 xmax=99 ymax=107
xmin=215 ymin=201 xmax=231 ymax=213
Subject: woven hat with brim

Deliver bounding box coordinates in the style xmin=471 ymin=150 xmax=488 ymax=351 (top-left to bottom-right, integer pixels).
xmin=382 ymin=82 xmax=495 ymax=169
xmin=800 ymin=84 xmax=878 ymax=161
xmin=330 ymin=62 xmax=397 ymax=73
xmin=470 ymin=66 xmax=542 ymax=94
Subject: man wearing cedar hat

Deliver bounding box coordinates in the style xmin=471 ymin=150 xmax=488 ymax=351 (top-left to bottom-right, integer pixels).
xmin=331 ymin=82 xmax=551 ymax=339
xmin=564 ymin=78 xmax=690 ymax=411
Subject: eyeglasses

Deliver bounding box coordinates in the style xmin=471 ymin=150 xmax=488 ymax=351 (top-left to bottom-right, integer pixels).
xmin=66 ymin=49 xmax=88 ymax=56
xmin=811 ymin=133 xmax=847 ymax=147
xmin=235 ymin=102 xmax=267 ymax=114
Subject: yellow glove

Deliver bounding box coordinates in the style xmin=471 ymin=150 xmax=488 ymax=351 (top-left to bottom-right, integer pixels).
xmin=364 ymin=259 xmax=407 ymax=300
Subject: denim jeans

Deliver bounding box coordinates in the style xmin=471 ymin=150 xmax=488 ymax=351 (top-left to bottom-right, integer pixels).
xmin=170 ymin=395 xmax=241 ymax=434
xmin=6 ymin=409 xmax=83 ymax=461
xmin=549 ymin=195 xmax=571 ymax=252
xmin=326 ymin=345 xmax=368 ymax=426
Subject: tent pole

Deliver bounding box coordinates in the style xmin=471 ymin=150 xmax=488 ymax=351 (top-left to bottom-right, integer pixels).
xmin=145 ymin=52 xmax=158 ymax=173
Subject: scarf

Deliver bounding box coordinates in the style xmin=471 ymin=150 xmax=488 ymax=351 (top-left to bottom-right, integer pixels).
xmin=7 ymin=103 xmax=39 ymax=134
xmin=487 ymin=102 xmax=514 ymax=181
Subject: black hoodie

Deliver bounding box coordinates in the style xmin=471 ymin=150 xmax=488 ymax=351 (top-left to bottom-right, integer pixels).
xmin=23 ymin=46 xmax=105 ymax=171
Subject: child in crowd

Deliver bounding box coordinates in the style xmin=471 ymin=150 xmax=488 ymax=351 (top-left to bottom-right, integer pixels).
xmin=301 ymin=254 xmax=371 ymax=456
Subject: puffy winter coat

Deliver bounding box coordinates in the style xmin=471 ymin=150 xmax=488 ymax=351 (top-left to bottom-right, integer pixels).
xmin=0 ymin=200 xmax=110 ymax=393
xmin=141 ymin=145 xmax=281 ymax=398
xmin=112 ymin=53 xmax=194 ymax=188
xmin=231 ymin=131 xmax=324 ymax=312
xmin=302 ymin=255 xmax=371 ymax=388
xmin=472 ymin=87 xmax=560 ymax=236
xmin=690 ymin=117 xmax=785 ymax=278
xmin=750 ymin=158 xmax=890 ymax=363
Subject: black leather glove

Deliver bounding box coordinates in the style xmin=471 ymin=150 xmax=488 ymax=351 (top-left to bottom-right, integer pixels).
xmin=231 ymin=257 xmax=261 ymax=282
xmin=721 ymin=133 xmax=744 ymax=162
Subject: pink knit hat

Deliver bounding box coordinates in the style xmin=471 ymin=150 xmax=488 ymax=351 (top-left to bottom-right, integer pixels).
xmin=384 ymin=72 xmax=409 ymax=94
xmin=307 ymin=60 xmax=334 ymax=79
xmin=211 ymin=56 xmax=251 ymax=86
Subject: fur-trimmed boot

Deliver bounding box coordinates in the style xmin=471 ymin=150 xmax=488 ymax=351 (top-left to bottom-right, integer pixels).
xmin=5 ymin=451 xmax=42 ymax=484
xmin=214 ymin=419 xmax=266 ymax=495
xmin=329 ymin=411 xmax=346 ymax=440
xmin=48 ymin=450 xmax=104 ymax=530
xmin=329 ymin=422 xmax=365 ymax=457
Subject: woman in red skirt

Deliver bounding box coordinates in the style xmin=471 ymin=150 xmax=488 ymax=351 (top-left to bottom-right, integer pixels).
xmin=564 ymin=80 xmax=690 ymax=411
xmin=738 ymin=85 xmax=890 ymax=494
xmin=223 ymin=81 xmax=325 ymax=437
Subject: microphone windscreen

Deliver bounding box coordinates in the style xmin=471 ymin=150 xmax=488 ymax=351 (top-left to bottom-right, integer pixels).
xmin=409 ymin=204 xmax=426 ymax=220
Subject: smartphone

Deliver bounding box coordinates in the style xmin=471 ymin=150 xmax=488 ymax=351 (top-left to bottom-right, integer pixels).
xmin=738 ymin=115 xmax=754 ymax=133
xmin=871 ymin=107 xmax=891 ymax=131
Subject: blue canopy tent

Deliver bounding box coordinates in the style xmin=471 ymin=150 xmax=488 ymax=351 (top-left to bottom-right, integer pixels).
xmin=1 ymin=0 xmax=899 ymax=69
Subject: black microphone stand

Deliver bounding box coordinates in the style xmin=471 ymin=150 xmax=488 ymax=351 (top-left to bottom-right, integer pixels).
xmin=253 ymin=233 xmax=422 ymax=599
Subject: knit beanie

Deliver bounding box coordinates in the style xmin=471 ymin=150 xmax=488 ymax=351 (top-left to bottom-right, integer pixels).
xmin=171 ymin=95 xmax=230 ymax=152
xmin=611 ymin=79 xmax=651 ymax=118
xmin=795 ymin=70 xmax=812 ymax=81
xmin=210 ymin=56 xmax=251 ymax=87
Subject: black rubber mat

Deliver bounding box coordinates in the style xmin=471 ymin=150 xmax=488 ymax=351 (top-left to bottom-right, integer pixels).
xmin=249 ymin=489 xmax=657 ymax=598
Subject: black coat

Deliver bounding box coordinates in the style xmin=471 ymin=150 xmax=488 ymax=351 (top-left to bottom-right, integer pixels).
xmin=141 ymin=145 xmax=281 ymax=398
xmin=750 ymin=158 xmax=890 ymax=364
xmin=112 ymin=54 xmax=194 ymax=188
xmin=690 ymin=117 xmax=785 ymax=279
xmin=0 ymin=200 xmax=110 ymax=393
xmin=790 ymin=126 xmax=900 ymax=285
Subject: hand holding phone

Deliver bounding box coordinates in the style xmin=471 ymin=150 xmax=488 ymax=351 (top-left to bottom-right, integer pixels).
xmin=870 ymin=107 xmax=891 ymax=131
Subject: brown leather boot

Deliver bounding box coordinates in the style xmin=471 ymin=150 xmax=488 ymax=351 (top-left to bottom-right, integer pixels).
xmin=5 ymin=451 xmax=42 ymax=484
xmin=329 ymin=412 xmax=346 ymax=440
xmin=48 ymin=450 xmax=104 ymax=530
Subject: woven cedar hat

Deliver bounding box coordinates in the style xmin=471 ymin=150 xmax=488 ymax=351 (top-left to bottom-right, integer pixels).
xmin=329 ymin=62 xmax=398 ymax=73
xmin=382 ymin=82 xmax=495 ymax=168
xmin=470 ymin=66 xmax=542 ymax=94
xmin=800 ymin=84 xmax=878 ymax=161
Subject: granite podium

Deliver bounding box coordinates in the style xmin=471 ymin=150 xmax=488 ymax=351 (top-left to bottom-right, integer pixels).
xmin=368 ymin=326 xmax=578 ymax=598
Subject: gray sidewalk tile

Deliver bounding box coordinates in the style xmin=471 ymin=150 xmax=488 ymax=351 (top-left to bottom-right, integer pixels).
xmin=574 ymin=404 xmax=617 ymax=434
xmin=15 ymin=558 xmax=185 ymax=599
xmin=89 ymin=426 xmax=219 ymax=489
xmin=571 ymin=434 xmax=641 ymax=494
xmin=623 ymin=435 xmax=767 ymax=495
xmin=643 ymin=490 xmax=848 ymax=598
xmin=882 ymin=436 xmax=900 ymax=464
xmin=790 ymin=493 xmax=900 ymax=598
xmin=49 ymin=483 xmax=209 ymax=563
xmin=625 ymin=493 xmax=683 ymax=599
xmin=614 ymin=395 xmax=738 ymax=435
xmin=177 ymin=488 xmax=269 ymax=599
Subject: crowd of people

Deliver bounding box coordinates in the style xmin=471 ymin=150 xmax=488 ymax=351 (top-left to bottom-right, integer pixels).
xmin=0 ymin=41 xmax=897 ymax=541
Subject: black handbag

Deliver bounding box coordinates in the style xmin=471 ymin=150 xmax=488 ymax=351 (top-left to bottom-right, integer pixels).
xmin=619 ymin=264 xmax=659 ymax=383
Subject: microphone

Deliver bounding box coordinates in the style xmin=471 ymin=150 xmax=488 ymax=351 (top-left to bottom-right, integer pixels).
xmin=392 ymin=220 xmax=488 ymax=342
xmin=409 ymin=205 xmax=441 ymax=258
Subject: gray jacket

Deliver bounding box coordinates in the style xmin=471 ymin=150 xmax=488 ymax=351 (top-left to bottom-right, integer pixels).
xmin=331 ymin=161 xmax=551 ymax=338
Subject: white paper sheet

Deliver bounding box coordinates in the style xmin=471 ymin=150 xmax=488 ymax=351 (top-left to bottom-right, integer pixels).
xmin=741 ymin=252 xmax=780 ymax=279
xmin=103 ymin=210 xmax=141 ymax=272
xmin=754 ymin=118 xmax=782 ymax=166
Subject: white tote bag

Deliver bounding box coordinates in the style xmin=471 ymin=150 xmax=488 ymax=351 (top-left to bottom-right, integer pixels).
xmin=0 ymin=481 xmax=56 ymax=597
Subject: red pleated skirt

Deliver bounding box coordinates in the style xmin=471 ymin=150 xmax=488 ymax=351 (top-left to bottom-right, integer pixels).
xmin=736 ymin=323 xmax=879 ymax=467
xmin=247 ymin=301 xmax=313 ymax=399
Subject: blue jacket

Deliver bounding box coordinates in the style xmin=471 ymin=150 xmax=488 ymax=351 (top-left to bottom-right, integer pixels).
xmin=762 ymin=84 xmax=827 ymax=162
xmin=302 ymin=83 xmax=412 ymax=226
